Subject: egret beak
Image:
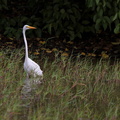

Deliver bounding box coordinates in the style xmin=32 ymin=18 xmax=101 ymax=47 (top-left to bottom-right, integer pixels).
xmin=27 ymin=26 xmax=36 ymax=29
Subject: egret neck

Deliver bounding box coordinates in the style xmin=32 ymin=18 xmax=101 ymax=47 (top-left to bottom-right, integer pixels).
xmin=23 ymin=30 xmax=28 ymax=59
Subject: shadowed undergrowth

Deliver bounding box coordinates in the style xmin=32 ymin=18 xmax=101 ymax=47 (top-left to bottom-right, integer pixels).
xmin=0 ymin=50 xmax=120 ymax=120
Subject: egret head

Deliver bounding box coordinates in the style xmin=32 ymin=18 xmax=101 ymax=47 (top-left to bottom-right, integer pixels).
xmin=23 ymin=25 xmax=36 ymax=31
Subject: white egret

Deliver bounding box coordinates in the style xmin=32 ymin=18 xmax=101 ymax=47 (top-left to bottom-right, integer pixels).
xmin=22 ymin=25 xmax=43 ymax=79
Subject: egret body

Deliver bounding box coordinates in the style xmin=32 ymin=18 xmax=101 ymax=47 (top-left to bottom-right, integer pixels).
xmin=22 ymin=25 xmax=43 ymax=79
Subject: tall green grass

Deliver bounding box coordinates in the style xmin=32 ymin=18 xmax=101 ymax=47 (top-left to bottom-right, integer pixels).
xmin=0 ymin=50 xmax=120 ymax=120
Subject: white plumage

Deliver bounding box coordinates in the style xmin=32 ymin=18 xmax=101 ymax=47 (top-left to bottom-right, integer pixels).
xmin=24 ymin=57 xmax=43 ymax=77
xmin=22 ymin=25 xmax=43 ymax=79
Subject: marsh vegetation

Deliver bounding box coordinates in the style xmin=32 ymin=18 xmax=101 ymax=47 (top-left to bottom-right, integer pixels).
xmin=0 ymin=50 xmax=119 ymax=120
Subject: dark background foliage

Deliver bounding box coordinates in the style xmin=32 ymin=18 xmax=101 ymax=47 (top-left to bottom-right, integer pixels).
xmin=0 ymin=0 xmax=120 ymax=40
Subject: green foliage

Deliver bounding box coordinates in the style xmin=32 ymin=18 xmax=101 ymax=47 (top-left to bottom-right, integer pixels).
xmin=86 ymin=0 xmax=120 ymax=33
xmin=0 ymin=16 xmax=42 ymax=39
xmin=41 ymin=0 xmax=83 ymax=40
xmin=0 ymin=0 xmax=120 ymax=40
xmin=0 ymin=0 xmax=43 ymax=39
xmin=114 ymin=24 xmax=120 ymax=34
xmin=0 ymin=0 xmax=8 ymax=10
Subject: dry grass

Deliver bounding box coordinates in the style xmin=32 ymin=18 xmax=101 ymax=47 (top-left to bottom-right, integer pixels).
xmin=0 ymin=50 xmax=120 ymax=120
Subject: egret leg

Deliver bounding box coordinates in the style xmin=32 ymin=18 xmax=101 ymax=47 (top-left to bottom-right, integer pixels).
xmin=26 ymin=73 xmax=29 ymax=81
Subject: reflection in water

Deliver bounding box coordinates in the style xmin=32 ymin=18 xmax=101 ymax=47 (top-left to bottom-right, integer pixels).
xmin=21 ymin=77 xmax=42 ymax=107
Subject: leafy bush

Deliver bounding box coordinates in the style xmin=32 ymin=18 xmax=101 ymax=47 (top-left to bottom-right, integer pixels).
xmin=0 ymin=0 xmax=8 ymax=10
xmin=0 ymin=0 xmax=120 ymax=40
xmin=0 ymin=0 xmax=43 ymax=39
xmin=41 ymin=0 xmax=83 ymax=40
xmin=86 ymin=0 xmax=120 ymax=33
xmin=41 ymin=0 xmax=97 ymax=40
